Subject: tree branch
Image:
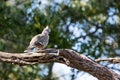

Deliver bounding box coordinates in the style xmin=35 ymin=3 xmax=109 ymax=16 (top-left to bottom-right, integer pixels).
xmin=95 ymin=57 xmax=120 ymax=63
xmin=0 ymin=49 xmax=120 ymax=80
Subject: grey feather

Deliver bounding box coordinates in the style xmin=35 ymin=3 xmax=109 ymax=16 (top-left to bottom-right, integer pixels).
xmin=24 ymin=26 xmax=50 ymax=53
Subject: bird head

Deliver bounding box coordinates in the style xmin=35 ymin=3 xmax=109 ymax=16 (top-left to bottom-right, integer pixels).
xmin=42 ymin=26 xmax=51 ymax=35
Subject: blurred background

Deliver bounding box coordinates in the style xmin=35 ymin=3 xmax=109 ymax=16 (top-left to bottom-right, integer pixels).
xmin=0 ymin=0 xmax=120 ymax=80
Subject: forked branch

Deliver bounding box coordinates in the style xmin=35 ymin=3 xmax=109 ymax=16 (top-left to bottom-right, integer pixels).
xmin=0 ymin=49 xmax=120 ymax=80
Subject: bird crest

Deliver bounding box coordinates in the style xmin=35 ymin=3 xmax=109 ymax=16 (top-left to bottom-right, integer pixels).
xmin=42 ymin=26 xmax=51 ymax=34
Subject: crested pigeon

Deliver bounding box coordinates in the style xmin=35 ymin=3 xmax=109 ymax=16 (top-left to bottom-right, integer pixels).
xmin=24 ymin=26 xmax=50 ymax=53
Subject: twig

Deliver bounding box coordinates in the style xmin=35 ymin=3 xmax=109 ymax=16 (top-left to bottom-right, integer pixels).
xmin=95 ymin=57 xmax=120 ymax=63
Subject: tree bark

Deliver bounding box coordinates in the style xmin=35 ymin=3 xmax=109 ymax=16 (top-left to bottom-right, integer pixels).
xmin=0 ymin=49 xmax=120 ymax=80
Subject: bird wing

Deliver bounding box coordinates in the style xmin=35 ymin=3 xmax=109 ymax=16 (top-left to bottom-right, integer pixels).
xmin=37 ymin=34 xmax=49 ymax=46
xmin=29 ymin=34 xmax=48 ymax=48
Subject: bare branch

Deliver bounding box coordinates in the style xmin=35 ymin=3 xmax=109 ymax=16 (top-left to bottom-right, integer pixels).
xmin=0 ymin=49 xmax=120 ymax=80
xmin=95 ymin=57 xmax=120 ymax=63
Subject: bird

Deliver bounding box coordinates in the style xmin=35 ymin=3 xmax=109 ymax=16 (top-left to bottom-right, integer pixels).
xmin=24 ymin=26 xmax=50 ymax=53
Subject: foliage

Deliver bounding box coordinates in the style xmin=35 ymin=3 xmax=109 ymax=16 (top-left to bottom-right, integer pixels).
xmin=0 ymin=0 xmax=120 ymax=80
